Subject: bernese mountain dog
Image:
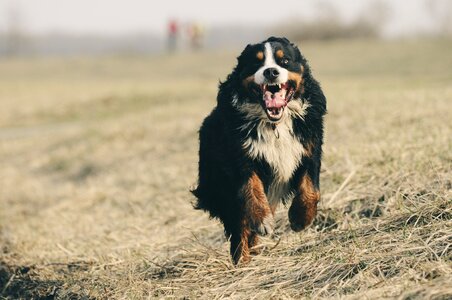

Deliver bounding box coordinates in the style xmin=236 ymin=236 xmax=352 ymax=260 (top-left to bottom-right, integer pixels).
xmin=192 ymin=37 xmax=326 ymax=264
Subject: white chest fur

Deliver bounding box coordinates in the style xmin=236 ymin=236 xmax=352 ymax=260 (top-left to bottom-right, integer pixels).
xmin=237 ymin=100 xmax=309 ymax=205
xmin=243 ymin=118 xmax=304 ymax=182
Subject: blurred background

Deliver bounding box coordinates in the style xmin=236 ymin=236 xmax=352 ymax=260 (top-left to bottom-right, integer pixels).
xmin=1 ymin=0 xmax=452 ymax=56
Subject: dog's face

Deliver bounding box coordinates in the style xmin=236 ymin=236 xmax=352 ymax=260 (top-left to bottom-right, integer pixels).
xmin=234 ymin=37 xmax=305 ymax=122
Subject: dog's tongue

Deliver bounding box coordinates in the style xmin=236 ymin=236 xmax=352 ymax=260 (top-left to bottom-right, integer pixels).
xmin=264 ymin=91 xmax=286 ymax=109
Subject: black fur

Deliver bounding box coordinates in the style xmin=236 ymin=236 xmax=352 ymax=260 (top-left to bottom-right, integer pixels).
xmin=191 ymin=37 xmax=326 ymax=263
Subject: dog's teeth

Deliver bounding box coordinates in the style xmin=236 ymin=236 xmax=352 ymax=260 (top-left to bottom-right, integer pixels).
xmin=278 ymin=84 xmax=281 ymax=88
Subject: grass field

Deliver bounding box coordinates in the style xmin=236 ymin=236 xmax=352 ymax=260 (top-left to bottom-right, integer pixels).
xmin=0 ymin=39 xmax=451 ymax=299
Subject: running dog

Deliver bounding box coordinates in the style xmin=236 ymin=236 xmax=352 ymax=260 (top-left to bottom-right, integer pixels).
xmin=192 ymin=37 xmax=327 ymax=264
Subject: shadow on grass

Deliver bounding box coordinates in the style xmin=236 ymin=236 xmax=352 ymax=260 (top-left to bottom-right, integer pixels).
xmin=0 ymin=261 xmax=93 ymax=300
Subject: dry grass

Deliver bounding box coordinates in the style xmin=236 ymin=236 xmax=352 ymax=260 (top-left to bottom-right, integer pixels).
xmin=0 ymin=39 xmax=451 ymax=299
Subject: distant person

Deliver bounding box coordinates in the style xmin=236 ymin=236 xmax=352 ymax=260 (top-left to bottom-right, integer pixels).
xmin=167 ymin=19 xmax=179 ymax=52
xmin=188 ymin=22 xmax=204 ymax=50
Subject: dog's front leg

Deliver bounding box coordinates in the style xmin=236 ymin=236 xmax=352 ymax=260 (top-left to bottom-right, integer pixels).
xmin=230 ymin=172 xmax=273 ymax=264
xmin=229 ymin=217 xmax=251 ymax=265
xmin=242 ymin=172 xmax=274 ymax=236
xmin=289 ymin=172 xmax=320 ymax=232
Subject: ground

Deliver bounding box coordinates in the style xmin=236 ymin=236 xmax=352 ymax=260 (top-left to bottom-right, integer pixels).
xmin=0 ymin=39 xmax=451 ymax=299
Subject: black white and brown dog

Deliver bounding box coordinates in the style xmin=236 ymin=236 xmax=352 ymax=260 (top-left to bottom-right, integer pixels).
xmin=192 ymin=37 xmax=326 ymax=264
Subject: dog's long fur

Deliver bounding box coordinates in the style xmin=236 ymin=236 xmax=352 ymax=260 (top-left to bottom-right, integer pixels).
xmin=192 ymin=37 xmax=327 ymax=264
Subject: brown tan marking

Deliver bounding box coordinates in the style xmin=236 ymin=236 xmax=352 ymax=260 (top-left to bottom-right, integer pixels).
xmin=243 ymin=173 xmax=272 ymax=230
xmin=242 ymin=75 xmax=255 ymax=89
xmin=276 ymin=49 xmax=284 ymax=59
xmin=231 ymin=172 xmax=273 ymax=264
xmin=288 ymin=68 xmax=304 ymax=94
xmin=304 ymin=141 xmax=315 ymax=158
xmin=231 ymin=218 xmax=251 ymax=264
xmin=256 ymin=51 xmax=264 ymax=60
xmin=288 ymin=173 xmax=320 ymax=232
xmin=288 ymin=71 xmax=302 ymax=88
xmin=248 ymin=232 xmax=260 ymax=255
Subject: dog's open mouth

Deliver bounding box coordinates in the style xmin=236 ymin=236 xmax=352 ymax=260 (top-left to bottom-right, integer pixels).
xmin=261 ymin=82 xmax=295 ymax=121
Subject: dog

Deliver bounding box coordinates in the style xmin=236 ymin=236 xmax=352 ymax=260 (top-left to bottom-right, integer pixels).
xmin=191 ymin=37 xmax=326 ymax=264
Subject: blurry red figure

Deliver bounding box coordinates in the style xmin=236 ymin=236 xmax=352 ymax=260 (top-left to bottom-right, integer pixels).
xmin=167 ymin=19 xmax=179 ymax=52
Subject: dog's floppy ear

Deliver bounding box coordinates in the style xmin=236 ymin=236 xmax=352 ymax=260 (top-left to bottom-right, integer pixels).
xmin=218 ymin=43 xmax=253 ymax=103
xmin=239 ymin=44 xmax=253 ymax=58
xmin=236 ymin=44 xmax=252 ymax=65
xmin=242 ymin=43 xmax=252 ymax=52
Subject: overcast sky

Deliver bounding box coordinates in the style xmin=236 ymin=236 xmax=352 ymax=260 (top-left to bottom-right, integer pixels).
xmin=0 ymin=0 xmax=443 ymax=37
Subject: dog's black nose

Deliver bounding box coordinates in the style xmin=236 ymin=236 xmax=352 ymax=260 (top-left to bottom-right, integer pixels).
xmin=263 ymin=68 xmax=279 ymax=81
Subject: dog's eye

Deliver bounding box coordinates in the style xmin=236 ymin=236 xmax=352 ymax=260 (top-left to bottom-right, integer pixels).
xmin=281 ymin=58 xmax=289 ymax=66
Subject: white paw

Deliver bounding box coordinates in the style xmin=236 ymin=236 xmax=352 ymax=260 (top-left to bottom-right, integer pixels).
xmin=254 ymin=215 xmax=274 ymax=236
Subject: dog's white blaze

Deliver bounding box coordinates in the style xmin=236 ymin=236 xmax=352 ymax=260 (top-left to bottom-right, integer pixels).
xmin=236 ymin=99 xmax=310 ymax=205
xmin=254 ymin=43 xmax=288 ymax=85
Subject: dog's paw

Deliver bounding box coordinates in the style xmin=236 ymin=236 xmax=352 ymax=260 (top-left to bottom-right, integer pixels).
xmin=289 ymin=219 xmax=308 ymax=232
xmin=288 ymin=203 xmax=315 ymax=232
xmin=252 ymin=215 xmax=274 ymax=236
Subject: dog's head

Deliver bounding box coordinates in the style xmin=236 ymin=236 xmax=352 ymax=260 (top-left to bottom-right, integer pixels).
xmin=228 ymin=37 xmax=307 ymax=122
